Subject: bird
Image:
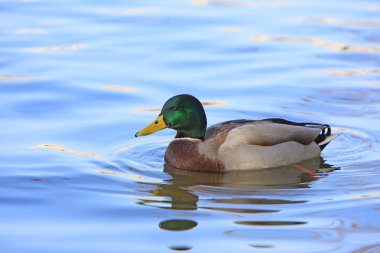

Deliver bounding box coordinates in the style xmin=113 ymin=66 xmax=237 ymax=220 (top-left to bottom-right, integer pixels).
xmin=135 ymin=94 xmax=339 ymax=173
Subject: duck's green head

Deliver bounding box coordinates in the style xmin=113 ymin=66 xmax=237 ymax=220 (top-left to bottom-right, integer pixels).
xmin=135 ymin=94 xmax=207 ymax=139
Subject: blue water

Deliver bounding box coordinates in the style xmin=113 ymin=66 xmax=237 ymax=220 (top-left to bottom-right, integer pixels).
xmin=1 ymin=0 xmax=380 ymax=252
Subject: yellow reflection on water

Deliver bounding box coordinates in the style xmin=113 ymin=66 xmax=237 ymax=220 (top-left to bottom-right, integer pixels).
xmin=201 ymin=100 xmax=226 ymax=106
xmin=369 ymin=5 xmax=380 ymax=13
xmin=96 ymin=7 xmax=159 ymax=16
xmin=39 ymin=19 xmax=67 ymax=25
xmin=103 ymin=85 xmax=136 ymax=93
xmin=193 ymin=0 xmax=258 ymax=7
xmin=193 ymin=0 xmax=294 ymax=8
xmin=193 ymin=0 xmax=208 ymax=5
xmin=366 ymin=82 xmax=380 ymax=87
xmin=16 ymin=28 xmax=47 ymax=35
xmin=96 ymin=170 xmax=148 ymax=181
xmin=0 ymin=75 xmax=37 ymax=82
xmin=251 ymin=34 xmax=380 ymax=52
xmin=26 ymin=44 xmax=86 ymax=53
xmin=30 ymin=144 xmax=104 ymax=160
xmin=115 ymin=137 xmax=171 ymax=154
xmin=331 ymin=127 xmax=370 ymax=138
xmin=124 ymin=8 xmax=158 ymax=16
xmin=316 ymin=69 xmax=380 ymax=76
xmin=351 ymin=193 xmax=380 ymax=199
xmin=220 ymin=26 xmax=245 ymax=33
xmin=132 ymin=108 xmax=161 ymax=114
xmin=296 ymin=17 xmax=380 ymax=28
xmin=11 ymin=0 xmax=39 ymax=2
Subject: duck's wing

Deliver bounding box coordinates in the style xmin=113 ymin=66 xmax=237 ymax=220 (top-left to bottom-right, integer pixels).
xmin=205 ymin=118 xmax=337 ymax=150
xmin=204 ymin=119 xmax=257 ymax=140
xmin=262 ymin=118 xmax=337 ymax=150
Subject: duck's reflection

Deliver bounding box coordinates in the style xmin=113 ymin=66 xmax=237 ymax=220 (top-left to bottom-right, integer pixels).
xmin=159 ymin=219 xmax=198 ymax=231
xmin=137 ymin=157 xmax=338 ymax=210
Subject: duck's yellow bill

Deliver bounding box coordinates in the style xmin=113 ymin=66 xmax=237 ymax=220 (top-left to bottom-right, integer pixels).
xmin=135 ymin=115 xmax=167 ymax=137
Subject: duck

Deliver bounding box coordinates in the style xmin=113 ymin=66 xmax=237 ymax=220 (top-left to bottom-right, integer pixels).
xmin=135 ymin=94 xmax=339 ymax=173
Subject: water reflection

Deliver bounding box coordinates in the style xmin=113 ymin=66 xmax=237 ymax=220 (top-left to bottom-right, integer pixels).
xmin=95 ymin=7 xmax=159 ymax=16
xmin=0 ymin=75 xmax=37 ymax=82
xmin=30 ymin=144 xmax=104 ymax=160
xmin=251 ymin=34 xmax=380 ymax=52
xmin=193 ymin=0 xmax=295 ymax=8
xmin=296 ymin=17 xmax=380 ymax=28
xmin=16 ymin=28 xmax=47 ymax=35
xmin=235 ymin=220 xmax=307 ymax=226
xmin=159 ymin=219 xmax=196 ymax=251
xmin=316 ymin=69 xmax=380 ymax=76
xmin=25 ymin=44 xmax=86 ymax=53
xmin=220 ymin=26 xmax=245 ymax=33
xmin=124 ymin=8 xmax=159 ymax=16
xmin=168 ymin=245 xmax=193 ymax=251
xmin=249 ymin=244 xmax=273 ymax=249
xmin=137 ymin=157 xmax=337 ymax=211
xmin=103 ymin=85 xmax=136 ymax=93
xmin=226 ymin=228 xmax=340 ymax=252
xmin=210 ymin=198 xmax=304 ymax=204
xmin=159 ymin=219 xmax=198 ymax=231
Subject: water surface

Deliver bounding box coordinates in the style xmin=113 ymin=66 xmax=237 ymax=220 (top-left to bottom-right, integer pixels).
xmin=1 ymin=0 xmax=380 ymax=252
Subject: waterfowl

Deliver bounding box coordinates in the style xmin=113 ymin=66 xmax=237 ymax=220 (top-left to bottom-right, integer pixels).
xmin=135 ymin=94 xmax=338 ymax=173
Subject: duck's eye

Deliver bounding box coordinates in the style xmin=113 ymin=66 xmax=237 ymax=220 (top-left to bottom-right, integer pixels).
xmin=172 ymin=107 xmax=179 ymax=111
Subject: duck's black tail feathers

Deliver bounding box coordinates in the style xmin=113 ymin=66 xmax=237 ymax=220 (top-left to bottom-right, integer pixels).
xmin=304 ymin=123 xmax=337 ymax=151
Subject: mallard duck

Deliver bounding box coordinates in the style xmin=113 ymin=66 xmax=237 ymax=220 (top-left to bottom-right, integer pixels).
xmin=135 ymin=94 xmax=338 ymax=173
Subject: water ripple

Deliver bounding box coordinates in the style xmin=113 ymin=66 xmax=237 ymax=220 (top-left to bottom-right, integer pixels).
xmin=296 ymin=17 xmax=380 ymax=28
xmin=2 ymin=0 xmax=380 ymax=252
xmin=251 ymin=34 xmax=380 ymax=52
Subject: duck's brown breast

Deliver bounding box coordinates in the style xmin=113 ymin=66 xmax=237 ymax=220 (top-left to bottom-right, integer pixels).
xmin=164 ymin=138 xmax=225 ymax=173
